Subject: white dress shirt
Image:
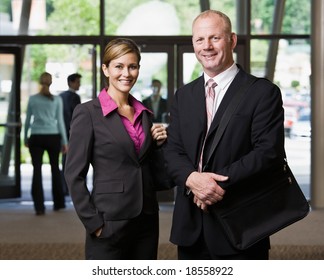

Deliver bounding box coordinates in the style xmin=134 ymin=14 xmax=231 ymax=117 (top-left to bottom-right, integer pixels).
xmin=204 ymin=63 xmax=239 ymax=120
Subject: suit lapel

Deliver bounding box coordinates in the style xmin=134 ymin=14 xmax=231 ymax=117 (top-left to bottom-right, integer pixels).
xmin=186 ymin=76 xmax=208 ymax=165
xmin=92 ymin=99 xmax=153 ymax=164
xmin=194 ymin=76 xmax=208 ymax=129
xmin=138 ymin=111 xmax=153 ymax=160
xmin=187 ymin=76 xmax=207 ymax=140
xmin=208 ymin=69 xmax=244 ymax=137
xmin=92 ymin=99 xmax=139 ymax=164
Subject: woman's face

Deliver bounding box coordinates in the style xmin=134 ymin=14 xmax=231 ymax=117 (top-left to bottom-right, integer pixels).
xmin=102 ymin=52 xmax=140 ymax=95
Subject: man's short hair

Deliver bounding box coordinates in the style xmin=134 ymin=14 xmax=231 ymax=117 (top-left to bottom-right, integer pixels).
xmin=67 ymin=73 xmax=82 ymax=83
xmin=151 ymin=79 xmax=162 ymax=86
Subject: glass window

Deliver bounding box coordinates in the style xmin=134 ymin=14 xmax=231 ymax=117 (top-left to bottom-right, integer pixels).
xmin=251 ymin=0 xmax=310 ymax=35
xmin=132 ymin=52 xmax=168 ymax=101
xmin=20 ymin=44 xmax=96 ymax=163
xmin=251 ymin=38 xmax=311 ymax=199
xmin=182 ymin=52 xmax=202 ymax=85
xmin=0 ymin=0 xmax=100 ymax=36
xmin=105 ymin=0 xmax=200 ymax=35
xmin=22 ymin=44 xmax=95 ymax=100
xmin=251 ymin=39 xmax=310 ymax=96
xmin=210 ymin=0 xmax=237 ymax=33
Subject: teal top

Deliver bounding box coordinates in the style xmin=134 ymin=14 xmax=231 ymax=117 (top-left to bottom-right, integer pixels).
xmin=24 ymin=94 xmax=68 ymax=146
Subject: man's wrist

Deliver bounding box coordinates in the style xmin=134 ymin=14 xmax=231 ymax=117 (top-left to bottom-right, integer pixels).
xmin=185 ymin=171 xmax=198 ymax=196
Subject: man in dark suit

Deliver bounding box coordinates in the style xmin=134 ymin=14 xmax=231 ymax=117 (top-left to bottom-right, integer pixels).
xmin=163 ymin=10 xmax=285 ymax=260
xmin=142 ymin=79 xmax=168 ymax=123
xmin=59 ymin=73 xmax=82 ymax=195
xmin=60 ymin=73 xmax=82 ymax=138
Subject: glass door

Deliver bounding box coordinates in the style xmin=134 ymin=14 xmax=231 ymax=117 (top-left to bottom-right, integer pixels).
xmin=0 ymin=46 xmax=22 ymax=198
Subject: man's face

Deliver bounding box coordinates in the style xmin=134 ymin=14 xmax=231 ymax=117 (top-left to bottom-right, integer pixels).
xmin=151 ymin=81 xmax=161 ymax=96
xmin=192 ymin=14 xmax=237 ymax=77
xmin=70 ymin=78 xmax=81 ymax=91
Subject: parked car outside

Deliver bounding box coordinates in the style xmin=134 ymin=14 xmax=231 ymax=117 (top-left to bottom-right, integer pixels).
xmin=284 ymin=106 xmax=298 ymax=138
xmin=290 ymin=107 xmax=311 ymax=138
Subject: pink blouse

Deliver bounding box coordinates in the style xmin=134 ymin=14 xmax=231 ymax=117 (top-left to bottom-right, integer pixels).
xmin=98 ymin=88 xmax=152 ymax=154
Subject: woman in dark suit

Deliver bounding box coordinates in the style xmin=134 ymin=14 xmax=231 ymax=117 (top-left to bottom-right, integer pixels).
xmin=64 ymin=38 xmax=167 ymax=260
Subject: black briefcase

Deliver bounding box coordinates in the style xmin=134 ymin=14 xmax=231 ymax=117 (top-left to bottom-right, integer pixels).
xmin=210 ymin=162 xmax=310 ymax=250
xmin=203 ymin=75 xmax=310 ymax=250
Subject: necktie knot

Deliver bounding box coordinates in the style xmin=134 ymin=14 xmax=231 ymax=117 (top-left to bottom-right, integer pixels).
xmin=206 ymin=79 xmax=217 ymax=99
xmin=207 ymin=78 xmax=217 ymax=89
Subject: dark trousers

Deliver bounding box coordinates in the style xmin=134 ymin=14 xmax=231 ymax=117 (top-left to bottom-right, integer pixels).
xmin=178 ymin=231 xmax=269 ymax=260
xmin=61 ymin=153 xmax=69 ymax=195
xmin=28 ymin=134 xmax=65 ymax=212
xmin=85 ymin=212 xmax=159 ymax=260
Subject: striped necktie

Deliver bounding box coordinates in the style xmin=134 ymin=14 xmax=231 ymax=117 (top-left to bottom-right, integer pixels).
xmin=198 ymin=79 xmax=217 ymax=172
xmin=206 ymin=78 xmax=217 ymax=129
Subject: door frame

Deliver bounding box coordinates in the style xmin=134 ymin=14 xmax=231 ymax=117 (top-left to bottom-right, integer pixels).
xmin=0 ymin=45 xmax=22 ymax=198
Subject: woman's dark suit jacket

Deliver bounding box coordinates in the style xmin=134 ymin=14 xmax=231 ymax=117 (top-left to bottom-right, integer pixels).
xmin=163 ymin=65 xmax=285 ymax=255
xmin=64 ymin=96 xmax=158 ymax=238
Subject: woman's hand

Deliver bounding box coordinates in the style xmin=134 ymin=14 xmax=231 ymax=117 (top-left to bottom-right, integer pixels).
xmin=62 ymin=144 xmax=68 ymax=154
xmin=151 ymin=123 xmax=167 ymax=146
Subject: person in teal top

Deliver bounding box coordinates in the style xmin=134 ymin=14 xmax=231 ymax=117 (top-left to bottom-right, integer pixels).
xmin=24 ymin=72 xmax=68 ymax=215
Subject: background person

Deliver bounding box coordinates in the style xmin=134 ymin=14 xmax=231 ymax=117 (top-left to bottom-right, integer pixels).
xmin=60 ymin=73 xmax=82 ymax=139
xmin=163 ymin=10 xmax=285 ymax=260
xmin=24 ymin=72 xmax=68 ymax=216
xmin=64 ymin=38 xmax=167 ymax=260
xmin=59 ymin=73 xmax=82 ymax=195
xmin=142 ymin=79 xmax=168 ymax=123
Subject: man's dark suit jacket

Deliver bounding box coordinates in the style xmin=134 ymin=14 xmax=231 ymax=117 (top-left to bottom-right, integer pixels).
xmin=163 ymin=65 xmax=285 ymax=255
xmin=64 ymin=97 xmax=159 ymax=238
xmin=142 ymin=96 xmax=168 ymax=123
xmin=59 ymin=90 xmax=81 ymax=138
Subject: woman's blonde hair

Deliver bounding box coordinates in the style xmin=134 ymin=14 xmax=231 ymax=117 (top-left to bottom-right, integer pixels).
xmin=102 ymin=38 xmax=141 ymax=67
xmin=39 ymin=72 xmax=53 ymax=100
